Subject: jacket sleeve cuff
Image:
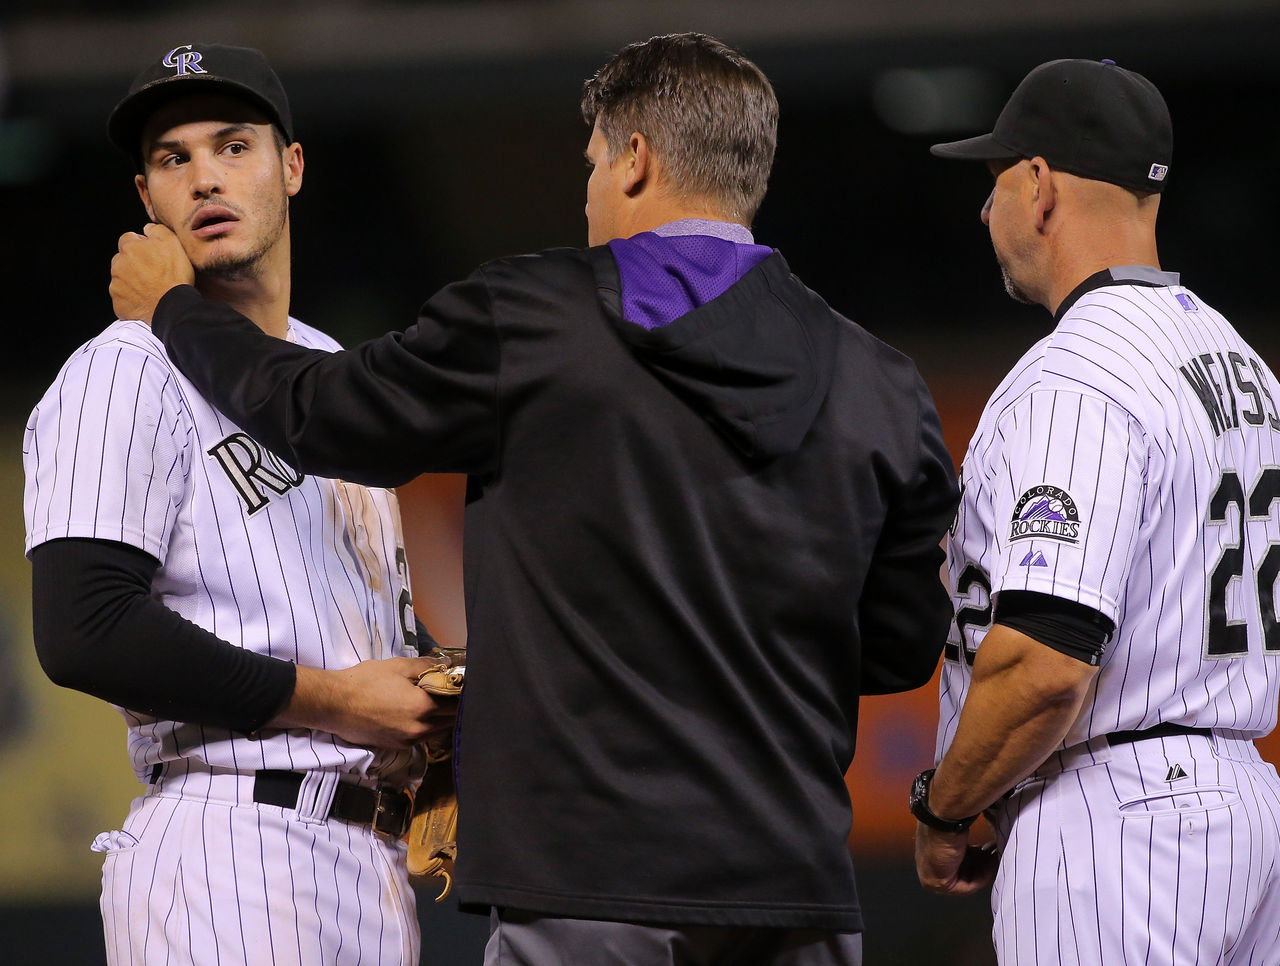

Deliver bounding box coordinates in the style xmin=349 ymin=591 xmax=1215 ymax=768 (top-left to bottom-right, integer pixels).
xmin=152 ymin=284 xmax=207 ymax=340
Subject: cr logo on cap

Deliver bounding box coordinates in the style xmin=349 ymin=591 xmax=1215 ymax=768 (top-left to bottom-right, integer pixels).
xmin=163 ymin=45 xmax=206 ymax=76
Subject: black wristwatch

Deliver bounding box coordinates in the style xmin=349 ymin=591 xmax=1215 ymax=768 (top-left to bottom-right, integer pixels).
xmin=909 ymin=768 xmax=979 ymax=833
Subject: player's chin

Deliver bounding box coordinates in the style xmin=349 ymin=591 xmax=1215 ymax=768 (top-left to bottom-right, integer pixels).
xmin=197 ymin=251 xmax=262 ymax=282
xmin=996 ymin=262 xmax=1036 ymax=305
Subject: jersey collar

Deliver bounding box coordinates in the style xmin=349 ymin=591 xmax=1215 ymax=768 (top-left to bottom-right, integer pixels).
xmin=1053 ymin=265 xmax=1181 ymax=322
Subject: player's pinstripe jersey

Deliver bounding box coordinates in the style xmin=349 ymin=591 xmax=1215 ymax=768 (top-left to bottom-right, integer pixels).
xmin=23 ymin=318 xmax=424 ymax=787
xmin=940 ymin=267 xmax=1280 ymax=757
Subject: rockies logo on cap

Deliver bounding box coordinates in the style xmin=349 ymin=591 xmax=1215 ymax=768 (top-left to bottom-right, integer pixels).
xmin=162 ymin=45 xmax=207 ymax=77
xmin=107 ymin=42 xmax=294 ymax=168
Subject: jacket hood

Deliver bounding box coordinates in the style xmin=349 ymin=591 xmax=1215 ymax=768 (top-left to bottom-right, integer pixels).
xmin=593 ymin=236 xmax=838 ymax=461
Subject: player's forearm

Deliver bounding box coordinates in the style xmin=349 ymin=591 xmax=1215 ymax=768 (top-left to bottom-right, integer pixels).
xmin=928 ymin=623 xmax=1097 ymax=820
xmin=269 ymin=658 xmax=452 ymax=751
xmin=271 ymin=664 xmax=339 ymax=731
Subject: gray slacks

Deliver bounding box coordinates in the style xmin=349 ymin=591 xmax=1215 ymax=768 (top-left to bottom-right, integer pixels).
xmin=483 ymin=908 xmax=863 ymax=966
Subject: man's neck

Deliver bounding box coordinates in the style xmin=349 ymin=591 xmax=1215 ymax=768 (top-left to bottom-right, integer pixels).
xmin=1046 ymin=225 xmax=1160 ymax=317
xmin=195 ymin=245 xmax=292 ymax=338
xmin=626 ymin=199 xmax=745 ymax=239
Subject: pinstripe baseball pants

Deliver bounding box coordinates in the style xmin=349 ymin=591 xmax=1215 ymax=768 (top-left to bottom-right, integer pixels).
xmin=988 ymin=732 xmax=1280 ymax=965
xmin=95 ymin=771 xmax=420 ymax=965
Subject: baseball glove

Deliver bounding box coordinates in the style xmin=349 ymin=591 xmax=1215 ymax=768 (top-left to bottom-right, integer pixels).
xmin=407 ymin=647 xmax=465 ymax=901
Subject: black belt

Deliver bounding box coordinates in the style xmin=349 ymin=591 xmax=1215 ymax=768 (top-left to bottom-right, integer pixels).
xmin=1105 ymin=722 xmax=1213 ymax=746
xmin=252 ymin=770 xmax=414 ymax=838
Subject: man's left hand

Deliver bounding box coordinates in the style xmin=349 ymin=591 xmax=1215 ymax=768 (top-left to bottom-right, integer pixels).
xmin=110 ymin=222 xmax=195 ymax=324
xmin=915 ymin=823 xmax=999 ymax=895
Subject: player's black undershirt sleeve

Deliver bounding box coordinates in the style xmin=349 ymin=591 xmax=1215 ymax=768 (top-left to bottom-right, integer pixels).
xmin=30 ymin=537 xmax=296 ymax=732
xmin=994 ymin=589 xmax=1115 ymax=666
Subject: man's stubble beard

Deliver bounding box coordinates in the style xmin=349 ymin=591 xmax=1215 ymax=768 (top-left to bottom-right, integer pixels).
xmin=992 ymin=242 xmax=1036 ymax=306
xmin=195 ymin=201 xmax=287 ymax=284
xmin=999 ymin=262 xmax=1036 ymax=306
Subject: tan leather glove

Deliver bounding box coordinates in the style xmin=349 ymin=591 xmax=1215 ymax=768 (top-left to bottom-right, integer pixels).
xmin=407 ymin=648 xmax=465 ymax=901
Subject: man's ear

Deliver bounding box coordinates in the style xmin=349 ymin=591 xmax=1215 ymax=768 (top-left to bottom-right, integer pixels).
xmin=134 ymin=173 xmax=158 ymax=223
xmin=621 ymin=131 xmax=649 ymax=196
xmin=284 ymin=142 xmax=304 ymax=198
xmin=1027 ymin=156 xmax=1057 ymax=232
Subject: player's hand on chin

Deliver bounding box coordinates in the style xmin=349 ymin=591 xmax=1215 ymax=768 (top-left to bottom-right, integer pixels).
xmin=914 ymin=824 xmax=999 ymax=895
xmin=110 ymin=222 xmax=195 ymax=324
xmin=275 ymin=657 xmax=457 ymax=751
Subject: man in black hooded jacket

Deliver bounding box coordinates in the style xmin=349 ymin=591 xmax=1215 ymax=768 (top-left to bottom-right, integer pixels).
xmin=111 ymin=31 xmax=957 ymax=966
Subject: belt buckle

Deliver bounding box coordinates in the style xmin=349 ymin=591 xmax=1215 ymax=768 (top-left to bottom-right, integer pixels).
xmin=371 ymin=786 xmax=414 ymax=839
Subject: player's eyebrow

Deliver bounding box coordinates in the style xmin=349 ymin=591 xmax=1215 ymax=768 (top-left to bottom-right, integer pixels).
xmin=148 ymin=123 xmax=259 ymax=156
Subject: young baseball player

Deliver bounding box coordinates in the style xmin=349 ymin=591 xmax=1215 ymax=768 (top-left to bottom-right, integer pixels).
xmin=912 ymin=59 xmax=1280 ymax=963
xmin=24 ymin=44 xmax=450 ymax=965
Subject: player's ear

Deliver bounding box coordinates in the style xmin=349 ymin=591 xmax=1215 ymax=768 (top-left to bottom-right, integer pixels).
xmin=621 ymin=132 xmax=648 ymax=196
xmin=134 ymin=173 xmax=158 ymax=223
xmin=283 ymin=142 xmax=304 ymax=198
xmin=1027 ymin=156 xmax=1057 ymax=231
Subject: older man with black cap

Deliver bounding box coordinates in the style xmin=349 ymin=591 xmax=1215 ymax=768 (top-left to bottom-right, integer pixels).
xmin=24 ymin=43 xmax=454 ymax=965
xmin=912 ymin=58 xmax=1280 ymax=964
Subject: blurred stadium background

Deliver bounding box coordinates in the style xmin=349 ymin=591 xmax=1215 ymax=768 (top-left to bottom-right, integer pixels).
xmin=2 ymin=1 xmax=1279 ymax=963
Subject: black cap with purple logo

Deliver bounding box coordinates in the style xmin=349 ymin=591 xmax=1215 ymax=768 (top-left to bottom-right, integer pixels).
xmin=930 ymin=58 xmax=1173 ymax=194
xmin=108 ymin=43 xmax=294 ymax=166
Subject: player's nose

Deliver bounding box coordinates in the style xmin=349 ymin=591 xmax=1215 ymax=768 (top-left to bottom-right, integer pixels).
xmin=188 ymin=152 xmax=224 ymax=198
xmin=980 ymin=188 xmax=994 ymax=226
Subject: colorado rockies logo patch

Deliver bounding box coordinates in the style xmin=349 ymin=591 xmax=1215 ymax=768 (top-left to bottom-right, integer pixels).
xmin=1009 ymin=485 xmax=1081 ymax=544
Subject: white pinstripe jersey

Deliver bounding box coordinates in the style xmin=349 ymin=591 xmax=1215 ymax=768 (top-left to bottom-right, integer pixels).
xmin=940 ymin=267 xmax=1280 ymax=757
xmin=24 ymin=318 xmax=424 ymax=787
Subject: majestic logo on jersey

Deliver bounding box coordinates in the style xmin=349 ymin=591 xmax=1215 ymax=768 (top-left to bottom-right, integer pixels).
xmin=207 ymin=433 xmax=305 ymax=515
xmin=1009 ymin=485 xmax=1080 ymax=544
xmin=162 ymin=45 xmax=206 ymax=76
xmin=1165 ymin=763 xmax=1188 ymax=782
xmin=1019 ymin=549 xmax=1049 ymax=567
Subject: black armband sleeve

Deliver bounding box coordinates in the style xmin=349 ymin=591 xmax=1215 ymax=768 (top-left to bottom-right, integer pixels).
xmin=30 ymin=537 xmax=297 ymax=732
xmin=994 ymin=590 xmax=1115 ymax=666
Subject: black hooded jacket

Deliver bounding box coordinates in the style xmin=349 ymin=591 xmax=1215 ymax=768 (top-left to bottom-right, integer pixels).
xmin=152 ymin=244 xmax=958 ymax=930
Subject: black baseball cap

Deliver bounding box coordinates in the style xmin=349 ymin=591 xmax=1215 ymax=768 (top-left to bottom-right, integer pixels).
xmin=930 ymin=58 xmax=1172 ymax=194
xmin=108 ymin=43 xmax=294 ymax=166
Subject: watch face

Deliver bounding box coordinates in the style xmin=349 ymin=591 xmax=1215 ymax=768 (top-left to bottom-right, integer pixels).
xmin=909 ymin=770 xmax=933 ymax=814
xmin=911 ymin=770 xmax=931 ymax=800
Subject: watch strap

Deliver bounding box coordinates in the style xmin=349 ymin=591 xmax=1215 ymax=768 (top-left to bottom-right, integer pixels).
xmin=910 ymin=768 xmax=979 ymax=833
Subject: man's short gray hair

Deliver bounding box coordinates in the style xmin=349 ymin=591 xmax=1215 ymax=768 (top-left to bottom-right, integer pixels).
xmin=581 ymin=33 xmax=779 ymax=223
